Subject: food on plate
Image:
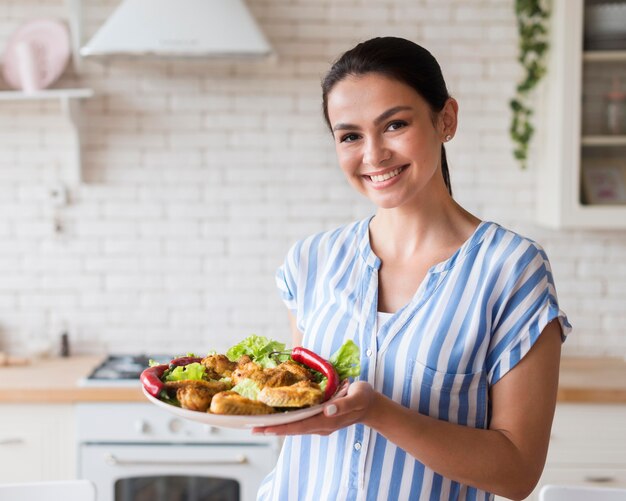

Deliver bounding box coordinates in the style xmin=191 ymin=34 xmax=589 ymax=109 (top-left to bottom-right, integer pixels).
xmin=258 ymin=380 xmax=324 ymax=408
xmin=209 ymin=391 xmax=277 ymax=415
xmin=169 ymin=380 xmax=231 ymax=412
xmin=140 ymin=335 xmax=360 ymax=416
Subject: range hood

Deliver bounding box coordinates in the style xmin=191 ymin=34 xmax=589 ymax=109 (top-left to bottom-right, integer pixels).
xmin=80 ymin=0 xmax=272 ymax=58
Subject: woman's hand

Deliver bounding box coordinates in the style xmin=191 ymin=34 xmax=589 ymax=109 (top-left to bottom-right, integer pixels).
xmin=252 ymin=381 xmax=376 ymax=436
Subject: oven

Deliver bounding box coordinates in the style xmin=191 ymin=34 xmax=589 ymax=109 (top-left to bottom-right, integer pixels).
xmin=77 ymin=356 xmax=279 ymax=501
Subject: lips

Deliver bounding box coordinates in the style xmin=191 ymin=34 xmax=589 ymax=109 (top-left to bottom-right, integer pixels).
xmin=364 ymin=165 xmax=408 ymax=184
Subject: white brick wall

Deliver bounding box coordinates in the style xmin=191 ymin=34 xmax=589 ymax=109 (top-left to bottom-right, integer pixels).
xmin=0 ymin=0 xmax=625 ymax=358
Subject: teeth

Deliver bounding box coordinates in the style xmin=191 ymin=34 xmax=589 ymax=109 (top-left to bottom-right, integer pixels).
xmin=370 ymin=167 xmax=403 ymax=183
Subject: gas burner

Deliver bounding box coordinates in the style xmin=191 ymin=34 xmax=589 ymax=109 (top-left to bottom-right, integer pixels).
xmin=81 ymin=354 xmax=171 ymax=386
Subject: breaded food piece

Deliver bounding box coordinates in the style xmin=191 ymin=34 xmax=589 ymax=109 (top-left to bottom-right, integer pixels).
xmin=201 ymin=354 xmax=237 ymax=379
xmin=231 ymin=360 xmax=266 ymax=385
xmin=231 ymin=359 xmax=315 ymax=389
xmin=258 ymin=380 xmax=323 ymax=408
xmin=237 ymin=355 xmax=252 ymax=366
xmin=279 ymin=360 xmax=316 ymax=381
xmin=171 ymin=380 xmax=232 ymax=412
xmin=164 ymin=379 xmax=231 ymax=391
xmin=209 ymin=391 xmax=277 ymax=415
xmin=263 ymin=367 xmax=301 ymax=388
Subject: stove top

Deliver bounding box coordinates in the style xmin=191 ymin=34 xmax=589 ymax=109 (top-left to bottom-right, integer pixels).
xmin=80 ymin=354 xmax=171 ymax=387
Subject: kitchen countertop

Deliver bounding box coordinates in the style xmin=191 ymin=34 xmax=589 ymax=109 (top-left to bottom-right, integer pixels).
xmin=0 ymin=356 xmax=144 ymax=403
xmin=0 ymin=355 xmax=625 ymax=404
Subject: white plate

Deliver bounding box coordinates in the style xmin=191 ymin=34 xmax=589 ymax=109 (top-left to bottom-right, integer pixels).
xmin=142 ymin=381 xmax=349 ymax=429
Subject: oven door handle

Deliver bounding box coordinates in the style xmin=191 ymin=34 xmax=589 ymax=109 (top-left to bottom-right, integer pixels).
xmin=104 ymin=453 xmax=248 ymax=467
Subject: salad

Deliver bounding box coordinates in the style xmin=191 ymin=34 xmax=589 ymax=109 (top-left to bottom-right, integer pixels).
xmin=140 ymin=335 xmax=360 ymax=415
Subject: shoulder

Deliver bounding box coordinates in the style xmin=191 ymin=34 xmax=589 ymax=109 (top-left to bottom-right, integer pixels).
xmin=287 ymin=218 xmax=367 ymax=262
xmin=478 ymin=222 xmax=549 ymax=270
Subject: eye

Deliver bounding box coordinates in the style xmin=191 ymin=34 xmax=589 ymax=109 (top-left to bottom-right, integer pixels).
xmin=386 ymin=120 xmax=408 ymax=131
xmin=339 ymin=133 xmax=361 ymax=143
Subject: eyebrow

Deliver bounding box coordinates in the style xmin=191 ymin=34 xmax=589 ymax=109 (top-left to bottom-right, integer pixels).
xmin=332 ymin=105 xmax=413 ymax=132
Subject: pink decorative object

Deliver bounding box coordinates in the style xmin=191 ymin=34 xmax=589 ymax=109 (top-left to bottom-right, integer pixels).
xmin=2 ymin=19 xmax=71 ymax=93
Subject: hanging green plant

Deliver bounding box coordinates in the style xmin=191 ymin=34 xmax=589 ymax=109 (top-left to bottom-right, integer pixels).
xmin=510 ymin=0 xmax=551 ymax=169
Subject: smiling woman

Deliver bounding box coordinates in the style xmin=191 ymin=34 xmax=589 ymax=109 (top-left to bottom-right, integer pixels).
xmin=255 ymin=37 xmax=571 ymax=501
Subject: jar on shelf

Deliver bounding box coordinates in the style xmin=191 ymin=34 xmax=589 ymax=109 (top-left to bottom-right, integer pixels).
xmin=606 ymin=76 xmax=626 ymax=134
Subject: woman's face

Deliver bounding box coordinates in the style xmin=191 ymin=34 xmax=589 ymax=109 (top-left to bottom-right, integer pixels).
xmin=326 ymin=73 xmax=457 ymax=210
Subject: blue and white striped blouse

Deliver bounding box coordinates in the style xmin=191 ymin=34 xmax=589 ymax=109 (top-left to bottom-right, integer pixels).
xmin=258 ymin=216 xmax=571 ymax=501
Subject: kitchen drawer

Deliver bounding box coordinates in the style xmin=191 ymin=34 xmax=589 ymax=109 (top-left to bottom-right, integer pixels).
xmin=525 ymin=466 xmax=626 ymax=500
xmin=547 ymin=404 xmax=626 ymax=465
xmin=550 ymin=404 xmax=626 ymax=444
xmin=0 ymin=404 xmax=74 ymax=483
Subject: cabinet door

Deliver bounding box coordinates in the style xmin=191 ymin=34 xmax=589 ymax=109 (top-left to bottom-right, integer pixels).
xmin=0 ymin=404 xmax=74 ymax=483
xmin=497 ymin=404 xmax=626 ymax=500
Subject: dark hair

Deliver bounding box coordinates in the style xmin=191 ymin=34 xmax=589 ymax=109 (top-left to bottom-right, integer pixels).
xmin=322 ymin=37 xmax=452 ymax=196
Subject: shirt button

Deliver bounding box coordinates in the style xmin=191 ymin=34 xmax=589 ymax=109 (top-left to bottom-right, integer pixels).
xmin=366 ymin=349 xmax=372 ymax=357
xmin=354 ymin=442 xmax=362 ymax=451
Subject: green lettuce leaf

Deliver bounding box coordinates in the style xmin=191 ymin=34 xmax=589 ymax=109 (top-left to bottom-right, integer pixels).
xmin=230 ymin=379 xmax=261 ymax=400
xmin=164 ymin=362 xmax=206 ymax=382
xmin=329 ymin=340 xmax=361 ymax=380
xmin=226 ymin=334 xmax=290 ymax=368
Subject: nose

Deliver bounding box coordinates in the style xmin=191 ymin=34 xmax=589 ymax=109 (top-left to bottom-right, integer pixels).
xmin=363 ymin=137 xmax=391 ymax=167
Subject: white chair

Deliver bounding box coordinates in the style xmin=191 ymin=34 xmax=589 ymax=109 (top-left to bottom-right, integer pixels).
xmin=539 ymin=484 xmax=626 ymax=501
xmin=0 ymin=480 xmax=96 ymax=501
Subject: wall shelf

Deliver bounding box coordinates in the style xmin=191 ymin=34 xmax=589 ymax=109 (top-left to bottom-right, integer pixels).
xmin=0 ymin=88 xmax=94 ymax=185
xmin=583 ymin=50 xmax=626 ymax=62
xmin=581 ymin=135 xmax=626 ymax=147
xmin=0 ymin=89 xmax=93 ymax=101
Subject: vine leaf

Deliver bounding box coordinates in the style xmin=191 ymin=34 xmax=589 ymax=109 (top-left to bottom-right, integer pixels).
xmin=510 ymin=0 xmax=550 ymax=169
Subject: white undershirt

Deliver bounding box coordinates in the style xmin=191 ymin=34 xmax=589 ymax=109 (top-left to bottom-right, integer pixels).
xmin=376 ymin=311 xmax=394 ymax=335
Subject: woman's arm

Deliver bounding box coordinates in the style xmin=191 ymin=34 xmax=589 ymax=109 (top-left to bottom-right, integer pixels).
xmin=254 ymin=319 xmax=562 ymax=500
xmin=364 ymin=319 xmax=561 ymax=500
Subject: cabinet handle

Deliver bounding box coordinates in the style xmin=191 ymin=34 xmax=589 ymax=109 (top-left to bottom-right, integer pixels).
xmin=104 ymin=453 xmax=248 ymax=467
xmin=584 ymin=475 xmax=615 ymax=484
xmin=0 ymin=438 xmax=24 ymax=445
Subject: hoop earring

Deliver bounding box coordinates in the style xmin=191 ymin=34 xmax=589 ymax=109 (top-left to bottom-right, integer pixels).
xmin=444 ymin=134 xmax=452 ymax=142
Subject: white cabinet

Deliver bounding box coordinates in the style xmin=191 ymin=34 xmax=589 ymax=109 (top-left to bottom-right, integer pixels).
xmin=527 ymin=404 xmax=626 ymax=500
xmin=0 ymin=404 xmax=75 ymax=484
xmin=536 ymin=0 xmax=626 ymax=229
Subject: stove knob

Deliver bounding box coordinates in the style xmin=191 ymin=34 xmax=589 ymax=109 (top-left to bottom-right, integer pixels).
xmin=134 ymin=420 xmax=150 ymax=434
xmin=169 ymin=418 xmax=183 ymax=433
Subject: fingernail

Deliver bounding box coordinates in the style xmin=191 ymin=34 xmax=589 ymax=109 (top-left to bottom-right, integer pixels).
xmin=325 ymin=404 xmax=337 ymax=416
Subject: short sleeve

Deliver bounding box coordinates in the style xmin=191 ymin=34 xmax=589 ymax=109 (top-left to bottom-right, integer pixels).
xmin=275 ymin=240 xmax=300 ymax=313
xmin=486 ymin=243 xmax=571 ymax=386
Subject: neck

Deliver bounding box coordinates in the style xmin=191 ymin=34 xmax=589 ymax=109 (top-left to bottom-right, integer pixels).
xmin=369 ymin=196 xmax=480 ymax=260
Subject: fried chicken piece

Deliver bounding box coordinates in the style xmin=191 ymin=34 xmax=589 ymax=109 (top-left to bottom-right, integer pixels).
xmin=232 ymin=359 xmax=315 ymax=388
xmin=209 ymin=391 xmax=277 ymax=415
xmin=258 ymin=380 xmax=323 ymax=408
xmin=231 ymin=360 xmax=267 ymax=385
xmin=201 ymin=354 xmax=237 ymax=379
xmin=279 ymin=360 xmax=316 ymax=381
xmin=237 ymin=355 xmax=252 ymax=366
xmin=170 ymin=380 xmax=232 ymax=412
xmin=263 ymin=368 xmax=300 ymax=388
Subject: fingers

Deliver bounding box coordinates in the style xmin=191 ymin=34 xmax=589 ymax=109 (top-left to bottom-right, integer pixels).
xmin=324 ymin=403 xmax=338 ymax=417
